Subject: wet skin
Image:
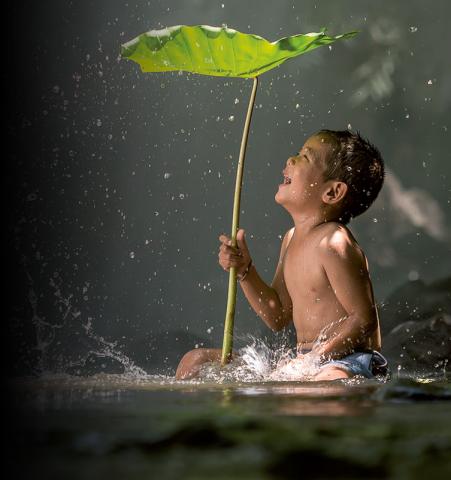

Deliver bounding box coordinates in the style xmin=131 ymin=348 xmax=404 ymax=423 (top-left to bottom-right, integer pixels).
xmin=176 ymin=135 xmax=381 ymax=380
xmin=273 ymin=224 xmax=381 ymax=353
xmin=273 ymin=135 xmax=381 ymax=356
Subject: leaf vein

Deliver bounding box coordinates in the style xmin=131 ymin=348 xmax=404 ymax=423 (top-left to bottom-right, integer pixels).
xmin=230 ymin=34 xmax=238 ymax=76
xmin=205 ymin=35 xmax=220 ymax=74
xmin=179 ymin=28 xmax=195 ymax=71
xmin=158 ymin=34 xmax=174 ymax=69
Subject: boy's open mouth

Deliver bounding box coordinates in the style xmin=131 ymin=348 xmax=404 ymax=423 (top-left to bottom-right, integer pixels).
xmin=280 ymin=175 xmax=292 ymax=186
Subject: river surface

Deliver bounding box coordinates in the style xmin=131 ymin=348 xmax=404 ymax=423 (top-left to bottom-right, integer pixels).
xmin=9 ymin=372 xmax=451 ymax=480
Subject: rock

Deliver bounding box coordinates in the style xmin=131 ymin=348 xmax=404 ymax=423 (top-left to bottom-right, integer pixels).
xmin=379 ymin=276 xmax=451 ymax=374
xmin=383 ymin=313 xmax=451 ymax=374
xmin=380 ymin=277 xmax=451 ymax=336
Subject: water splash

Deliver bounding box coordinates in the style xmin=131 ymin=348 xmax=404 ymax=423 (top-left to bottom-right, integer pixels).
xmin=20 ymin=251 xmax=448 ymax=384
xmin=268 ymin=352 xmax=322 ymax=381
xmin=197 ymin=336 xmax=324 ymax=383
xmin=22 ymin=256 xmax=147 ymax=378
xmin=67 ymin=316 xmax=147 ymax=378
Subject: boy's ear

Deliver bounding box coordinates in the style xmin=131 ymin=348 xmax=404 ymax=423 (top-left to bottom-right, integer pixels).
xmin=322 ymin=181 xmax=348 ymax=205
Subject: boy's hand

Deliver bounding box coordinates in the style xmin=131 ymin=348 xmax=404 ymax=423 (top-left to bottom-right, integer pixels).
xmin=218 ymin=229 xmax=252 ymax=278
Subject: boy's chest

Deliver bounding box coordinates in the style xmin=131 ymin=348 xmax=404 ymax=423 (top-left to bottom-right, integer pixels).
xmin=282 ymin=241 xmax=331 ymax=299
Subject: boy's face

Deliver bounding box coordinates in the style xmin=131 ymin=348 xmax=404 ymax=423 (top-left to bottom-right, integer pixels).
xmin=274 ymin=134 xmax=332 ymax=212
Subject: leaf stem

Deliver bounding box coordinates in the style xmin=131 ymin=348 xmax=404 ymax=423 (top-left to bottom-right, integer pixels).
xmin=221 ymin=76 xmax=259 ymax=366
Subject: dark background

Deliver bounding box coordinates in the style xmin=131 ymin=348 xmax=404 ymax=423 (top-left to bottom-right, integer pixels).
xmin=6 ymin=0 xmax=451 ymax=376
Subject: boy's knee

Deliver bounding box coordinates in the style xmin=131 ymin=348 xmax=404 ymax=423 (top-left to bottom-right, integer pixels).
xmin=175 ymin=348 xmax=217 ymax=380
xmin=181 ymin=348 xmax=206 ymax=363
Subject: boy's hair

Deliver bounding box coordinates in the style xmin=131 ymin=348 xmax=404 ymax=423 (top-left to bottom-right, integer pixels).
xmin=316 ymin=129 xmax=385 ymax=224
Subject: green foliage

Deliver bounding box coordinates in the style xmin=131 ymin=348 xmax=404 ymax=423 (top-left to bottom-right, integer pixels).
xmin=121 ymin=25 xmax=357 ymax=78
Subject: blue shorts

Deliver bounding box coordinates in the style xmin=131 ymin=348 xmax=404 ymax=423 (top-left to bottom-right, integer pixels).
xmin=322 ymin=350 xmax=390 ymax=379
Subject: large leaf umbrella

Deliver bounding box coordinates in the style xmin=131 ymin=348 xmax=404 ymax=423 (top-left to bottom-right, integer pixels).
xmin=120 ymin=25 xmax=357 ymax=366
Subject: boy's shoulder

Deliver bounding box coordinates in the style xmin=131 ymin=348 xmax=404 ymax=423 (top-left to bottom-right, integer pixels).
xmin=282 ymin=222 xmax=364 ymax=257
xmin=315 ymin=222 xmax=364 ymax=258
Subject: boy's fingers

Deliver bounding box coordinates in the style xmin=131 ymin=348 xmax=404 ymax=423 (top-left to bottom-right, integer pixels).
xmin=220 ymin=231 xmax=246 ymax=246
xmin=236 ymin=229 xmax=249 ymax=252
xmin=219 ymin=234 xmax=232 ymax=246
xmin=220 ymin=247 xmax=242 ymax=258
xmin=224 ymin=258 xmax=242 ymax=268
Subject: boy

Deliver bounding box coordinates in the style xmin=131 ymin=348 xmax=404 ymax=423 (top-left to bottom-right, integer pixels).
xmin=176 ymin=129 xmax=388 ymax=381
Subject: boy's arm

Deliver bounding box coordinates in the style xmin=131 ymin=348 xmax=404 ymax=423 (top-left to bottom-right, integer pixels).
xmin=240 ymin=230 xmax=293 ymax=331
xmin=312 ymin=231 xmax=379 ymax=358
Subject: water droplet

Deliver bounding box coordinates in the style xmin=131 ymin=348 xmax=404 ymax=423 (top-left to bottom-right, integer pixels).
xmin=427 ymin=79 xmax=433 ymax=85
xmin=129 ymin=251 xmax=135 ymax=259
xmin=163 ymin=172 xmax=171 ymax=179
xmin=372 ymin=218 xmax=378 ymax=223
xmin=234 ymin=98 xmax=239 ymax=104
xmin=409 ymin=26 xmax=418 ymax=33
xmin=52 ymin=85 xmax=60 ymax=94
xmin=179 ymin=193 xmax=185 ymax=199
xmin=96 ymin=119 xmax=102 ymax=127
xmin=408 ymin=270 xmax=419 ymax=281
xmin=228 ymin=115 xmax=235 ymax=122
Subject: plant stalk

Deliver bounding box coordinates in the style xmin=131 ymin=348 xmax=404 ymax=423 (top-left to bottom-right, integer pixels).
xmin=221 ymin=76 xmax=259 ymax=366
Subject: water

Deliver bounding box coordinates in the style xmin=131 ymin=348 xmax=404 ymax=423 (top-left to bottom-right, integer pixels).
xmin=10 ymin=272 xmax=451 ymax=478
xmin=8 ymin=338 xmax=451 ymax=480
xmin=194 ymin=338 xmax=325 ymax=383
xmin=10 ymin=272 xmax=451 ymax=480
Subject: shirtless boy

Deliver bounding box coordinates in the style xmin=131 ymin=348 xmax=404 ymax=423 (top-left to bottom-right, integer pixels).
xmin=176 ymin=129 xmax=388 ymax=381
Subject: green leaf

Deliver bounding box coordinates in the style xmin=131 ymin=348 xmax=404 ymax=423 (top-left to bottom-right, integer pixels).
xmin=120 ymin=25 xmax=357 ymax=78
